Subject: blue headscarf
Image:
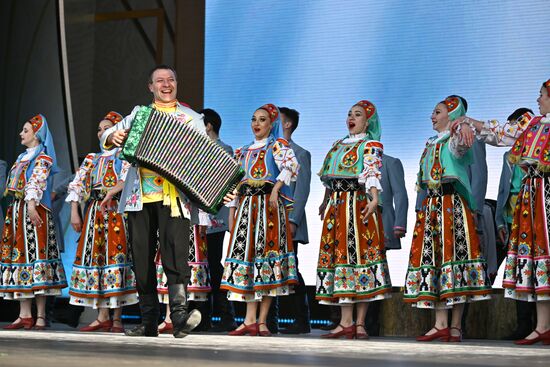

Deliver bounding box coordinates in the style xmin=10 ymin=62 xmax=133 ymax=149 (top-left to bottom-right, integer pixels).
xmin=26 ymin=114 xmax=58 ymax=174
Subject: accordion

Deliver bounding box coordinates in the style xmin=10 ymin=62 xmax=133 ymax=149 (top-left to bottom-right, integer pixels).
xmin=121 ymin=106 xmax=244 ymax=214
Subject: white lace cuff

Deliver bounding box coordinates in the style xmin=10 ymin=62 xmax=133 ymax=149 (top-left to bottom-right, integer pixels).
xmin=24 ymin=190 xmax=42 ymax=203
xmin=276 ymin=169 xmax=294 ymax=186
xmin=65 ymin=191 xmax=80 ymax=203
xmin=360 ymin=176 xmax=383 ymax=192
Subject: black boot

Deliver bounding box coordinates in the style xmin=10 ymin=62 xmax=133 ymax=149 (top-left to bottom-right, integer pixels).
xmin=266 ymin=297 xmax=279 ymax=334
xmin=191 ymin=299 xmax=212 ymax=332
xmin=504 ymin=300 xmax=536 ymax=340
xmin=320 ymin=306 xmax=341 ymax=331
xmin=365 ymin=301 xmax=381 ymax=337
xmin=125 ymin=293 xmax=160 ymax=337
xmin=209 ymin=293 xmax=237 ymax=332
xmin=169 ymin=284 xmax=202 ymax=338
xmin=280 ymin=289 xmax=311 ymax=334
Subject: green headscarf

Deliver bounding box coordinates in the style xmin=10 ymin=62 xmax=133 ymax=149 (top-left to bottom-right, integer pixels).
xmin=443 ymin=96 xmax=466 ymax=121
xmin=354 ymin=100 xmax=381 ymax=141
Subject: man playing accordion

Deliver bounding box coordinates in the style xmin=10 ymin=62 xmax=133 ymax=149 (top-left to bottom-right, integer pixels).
xmin=101 ymin=65 xmax=205 ymax=338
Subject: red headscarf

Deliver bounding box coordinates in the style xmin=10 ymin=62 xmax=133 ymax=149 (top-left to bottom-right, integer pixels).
xmin=103 ymin=111 xmax=123 ymax=125
xmin=354 ymin=100 xmax=376 ymax=120
xmin=259 ymin=103 xmax=279 ymax=123
xmin=29 ymin=114 xmax=44 ymax=133
xmin=544 ymin=79 xmax=550 ymax=97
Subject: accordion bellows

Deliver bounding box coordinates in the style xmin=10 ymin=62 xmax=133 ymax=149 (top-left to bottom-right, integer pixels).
xmin=121 ymin=106 xmax=244 ymax=214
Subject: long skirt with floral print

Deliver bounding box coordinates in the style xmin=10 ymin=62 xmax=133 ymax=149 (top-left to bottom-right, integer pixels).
xmin=315 ymin=180 xmax=392 ymax=305
xmin=503 ymin=168 xmax=550 ymax=302
xmin=69 ymin=197 xmax=137 ymax=308
xmin=221 ymin=185 xmax=298 ymax=302
xmin=404 ymin=186 xmax=492 ymax=309
xmin=1 ymin=199 xmax=67 ymax=299
xmin=156 ymin=224 xmax=211 ymax=303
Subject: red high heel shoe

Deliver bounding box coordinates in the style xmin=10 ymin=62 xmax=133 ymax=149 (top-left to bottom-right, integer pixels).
xmin=356 ymin=324 xmax=369 ymax=340
xmin=416 ymin=327 xmax=450 ymax=342
xmin=110 ymin=319 xmax=125 ymax=333
xmin=228 ymin=323 xmax=258 ymax=336
xmin=3 ymin=317 xmax=35 ymax=330
xmin=321 ymin=324 xmax=356 ymax=339
xmin=33 ymin=316 xmax=47 ymax=331
xmin=447 ymin=327 xmax=462 ymax=342
xmin=79 ymin=319 xmax=113 ymax=332
xmin=514 ymin=329 xmax=550 ymax=345
xmin=258 ymin=323 xmax=272 ymax=337
xmin=158 ymin=322 xmax=173 ymax=334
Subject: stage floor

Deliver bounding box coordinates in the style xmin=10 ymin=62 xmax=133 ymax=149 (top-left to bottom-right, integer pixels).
xmin=0 ymin=324 xmax=548 ymax=367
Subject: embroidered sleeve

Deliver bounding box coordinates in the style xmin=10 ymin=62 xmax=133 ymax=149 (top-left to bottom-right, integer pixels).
xmin=25 ymin=154 xmax=53 ymax=202
xmin=449 ymin=126 xmax=472 ymax=158
xmin=66 ymin=153 xmax=95 ymax=202
xmin=272 ymin=138 xmax=299 ymax=185
xmin=358 ymin=141 xmax=383 ymax=191
xmin=478 ymin=119 xmax=528 ymax=147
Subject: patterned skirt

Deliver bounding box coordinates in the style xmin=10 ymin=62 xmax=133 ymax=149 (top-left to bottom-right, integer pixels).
xmin=315 ymin=179 xmax=392 ymax=304
xmin=0 ymin=199 xmax=67 ymax=299
xmin=221 ymin=184 xmax=298 ymax=302
xmin=404 ymin=185 xmax=492 ymax=309
xmin=156 ymin=225 xmax=211 ymax=303
xmin=503 ymin=167 xmax=550 ymax=302
xmin=69 ymin=194 xmax=137 ymax=308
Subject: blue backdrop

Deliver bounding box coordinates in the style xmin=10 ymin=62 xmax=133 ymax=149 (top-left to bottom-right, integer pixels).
xmin=204 ymin=0 xmax=549 ymax=285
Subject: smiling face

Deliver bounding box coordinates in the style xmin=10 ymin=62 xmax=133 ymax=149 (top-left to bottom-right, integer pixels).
xmin=251 ymin=109 xmax=272 ymax=140
xmin=537 ymin=86 xmax=550 ymax=115
xmin=148 ymin=68 xmax=177 ymax=103
xmin=431 ymin=103 xmax=450 ymax=133
xmin=20 ymin=122 xmax=38 ymax=148
xmin=97 ymin=119 xmax=114 ymax=141
xmin=347 ymin=105 xmax=369 ymax=135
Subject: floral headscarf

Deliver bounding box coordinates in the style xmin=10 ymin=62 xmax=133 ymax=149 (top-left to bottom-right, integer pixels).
xmin=102 ymin=111 xmax=123 ymax=125
xmin=443 ymin=96 xmax=466 ymax=121
xmin=258 ymin=103 xmax=283 ymax=140
xmin=354 ymin=100 xmax=381 ymax=141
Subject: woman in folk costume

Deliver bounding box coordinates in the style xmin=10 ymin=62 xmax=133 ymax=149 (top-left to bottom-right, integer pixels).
xmin=404 ymin=96 xmax=491 ymax=342
xmin=452 ymin=79 xmax=550 ymax=345
xmin=66 ymin=112 xmax=137 ymax=333
xmin=156 ymin=223 xmax=211 ymax=333
xmin=221 ymin=103 xmax=299 ymax=337
xmin=1 ymin=114 xmax=67 ymax=330
xmin=316 ymin=100 xmax=392 ymax=340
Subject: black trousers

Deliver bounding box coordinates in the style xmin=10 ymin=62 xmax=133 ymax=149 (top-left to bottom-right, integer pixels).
xmin=206 ymin=231 xmax=236 ymax=322
xmin=207 ymin=231 xmax=226 ymax=292
xmin=127 ymin=201 xmax=190 ymax=296
xmin=291 ymin=242 xmax=310 ymax=324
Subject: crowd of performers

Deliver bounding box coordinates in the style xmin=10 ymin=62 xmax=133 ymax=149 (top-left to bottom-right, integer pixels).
xmin=0 ymin=65 xmax=549 ymax=345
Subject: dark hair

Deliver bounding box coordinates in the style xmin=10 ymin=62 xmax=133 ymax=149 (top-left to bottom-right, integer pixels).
xmin=148 ymin=64 xmax=177 ymax=83
xmin=279 ymin=107 xmax=300 ymax=132
xmin=200 ymin=108 xmax=222 ymax=134
xmin=507 ymin=107 xmax=533 ymax=122
xmin=447 ymin=94 xmax=468 ymax=112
